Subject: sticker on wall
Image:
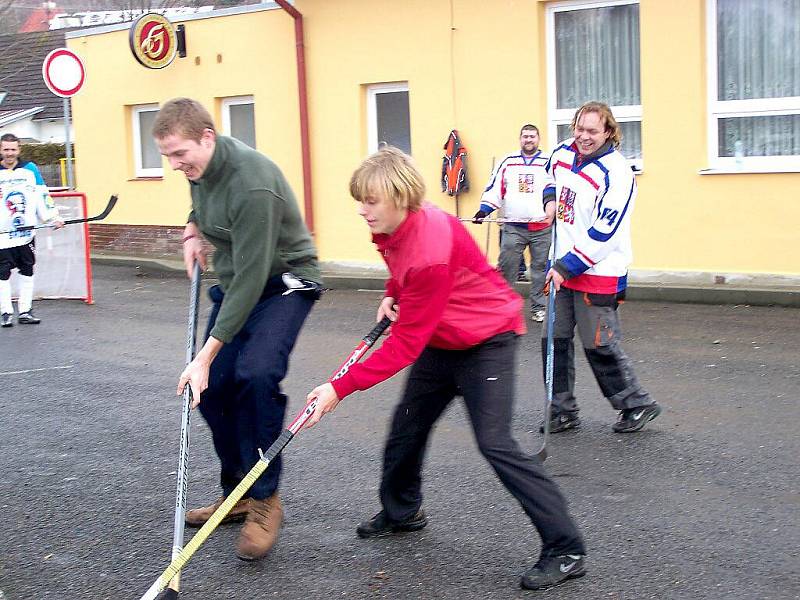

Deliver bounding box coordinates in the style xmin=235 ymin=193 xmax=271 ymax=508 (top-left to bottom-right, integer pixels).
xmin=129 ymin=13 xmax=177 ymax=69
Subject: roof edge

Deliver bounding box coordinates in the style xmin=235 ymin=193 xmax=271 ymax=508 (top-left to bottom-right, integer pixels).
xmin=0 ymin=107 xmax=46 ymax=126
xmin=64 ymin=1 xmax=287 ymax=40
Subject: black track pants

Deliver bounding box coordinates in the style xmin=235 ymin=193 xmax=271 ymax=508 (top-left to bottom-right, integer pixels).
xmin=380 ymin=332 xmax=585 ymax=557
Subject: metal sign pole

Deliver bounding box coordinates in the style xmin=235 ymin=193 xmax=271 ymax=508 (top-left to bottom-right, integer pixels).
xmin=63 ymin=97 xmax=74 ymax=189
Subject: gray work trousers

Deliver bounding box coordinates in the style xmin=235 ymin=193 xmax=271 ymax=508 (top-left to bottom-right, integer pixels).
xmin=541 ymin=287 xmax=654 ymax=415
xmin=498 ymin=224 xmax=551 ymax=311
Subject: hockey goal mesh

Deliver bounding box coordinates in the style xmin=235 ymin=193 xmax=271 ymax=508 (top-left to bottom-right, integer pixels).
xmin=10 ymin=191 xmax=93 ymax=303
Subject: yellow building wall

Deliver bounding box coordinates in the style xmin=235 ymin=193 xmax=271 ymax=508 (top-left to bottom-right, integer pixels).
xmin=68 ymin=7 xmax=300 ymax=227
xmin=637 ymin=0 xmax=798 ymax=275
xmin=301 ymin=0 xmax=553 ymax=264
xmin=69 ymin=0 xmax=799 ymax=277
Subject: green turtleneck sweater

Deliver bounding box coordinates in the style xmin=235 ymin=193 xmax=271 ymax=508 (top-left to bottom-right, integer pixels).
xmin=188 ymin=135 xmax=320 ymax=343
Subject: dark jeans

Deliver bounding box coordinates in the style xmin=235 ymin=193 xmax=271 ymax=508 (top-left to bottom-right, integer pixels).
xmin=380 ymin=332 xmax=585 ymax=557
xmin=542 ymin=287 xmax=653 ymax=415
xmin=199 ymin=278 xmax=315 ymax=500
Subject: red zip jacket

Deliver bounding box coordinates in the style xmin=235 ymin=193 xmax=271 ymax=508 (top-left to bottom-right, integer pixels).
xmin=332 ymin=203 xmax=526 ymax=399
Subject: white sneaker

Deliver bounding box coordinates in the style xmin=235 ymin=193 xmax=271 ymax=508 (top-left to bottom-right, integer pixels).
xmin=531 ymin=309 xmax=546 ymax=322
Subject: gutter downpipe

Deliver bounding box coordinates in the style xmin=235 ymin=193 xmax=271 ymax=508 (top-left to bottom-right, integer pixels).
xmin=274 ymin=0 xmax=314 ymax=234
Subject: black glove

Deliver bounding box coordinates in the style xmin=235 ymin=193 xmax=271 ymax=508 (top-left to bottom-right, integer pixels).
xmin=472 ymin=210 xmax=488 ymax=224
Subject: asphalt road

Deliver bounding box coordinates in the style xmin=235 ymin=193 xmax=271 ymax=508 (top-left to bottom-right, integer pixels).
xmin=1 ymin=264 xmax=798 ymax=600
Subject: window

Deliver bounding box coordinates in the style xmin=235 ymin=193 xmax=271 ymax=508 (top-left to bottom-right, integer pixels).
xmin=132 ymin=104 xmax=162 ymax=177
xmin=707 ymin=0 xmax=800 ymax=171
xmin=221 ymin=96 xmax=256 ymax=149
xmin=546 ymin=0 xmax=642 ymax=169
xmin=366 ymin=83 xmax=411 ymax=154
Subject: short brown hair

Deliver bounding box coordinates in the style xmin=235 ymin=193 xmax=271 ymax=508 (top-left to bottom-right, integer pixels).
xmin=520 ymin=124 xmax=539 ymax=136
xmin=570 ymin=101 xmax=622 ymax=148
xmin=349 ymin=147 xmax=425 ymax=211
xmin=1 ymin=133 xmax=20 ymax=144
xmin=152 ymin=98 xmax=215 ymax=142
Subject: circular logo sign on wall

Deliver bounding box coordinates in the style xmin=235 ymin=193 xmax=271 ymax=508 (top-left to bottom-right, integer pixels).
xmin=129 ymin=13 xmax=177 ymax=69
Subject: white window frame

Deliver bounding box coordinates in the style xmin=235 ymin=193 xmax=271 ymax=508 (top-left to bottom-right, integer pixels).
xmin=132 ymin=103 xmax=162 ymax=178
xmin=366 ymin=82 xmax=410 ymax=154
xmin=221 ymin=95 xmax=256 ymax=147
xmin=705 ymin=0 xmax=800 ymax=172
xmin=546 ymin=0 xmax=643 ymax=171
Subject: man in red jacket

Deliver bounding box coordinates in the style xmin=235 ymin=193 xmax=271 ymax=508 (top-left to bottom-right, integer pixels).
xmin=305 ymin=147 xmax=585 ymax=591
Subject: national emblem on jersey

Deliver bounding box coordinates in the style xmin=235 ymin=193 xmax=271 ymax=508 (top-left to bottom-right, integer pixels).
xmin=558 ymin=187 xmax=576 ymax=224
xmin=518 ymin=173 xmax=535 ymax=193
xmin=3 ymin=188 xmax=31 ymax=239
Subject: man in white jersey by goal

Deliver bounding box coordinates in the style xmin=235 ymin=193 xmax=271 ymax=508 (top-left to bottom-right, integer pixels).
xmin=0 ymin=133 xmax=63 ymax=327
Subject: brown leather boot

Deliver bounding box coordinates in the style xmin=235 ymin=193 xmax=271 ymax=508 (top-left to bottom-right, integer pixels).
xmin=185 ymin=496 xmax=252 ymax=528
xmin=235 ymin=493 xmax=283 ymax=561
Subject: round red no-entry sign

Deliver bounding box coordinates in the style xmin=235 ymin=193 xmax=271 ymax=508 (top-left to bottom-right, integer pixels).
xmin=42 ymin=48 xmax=85 ymax=98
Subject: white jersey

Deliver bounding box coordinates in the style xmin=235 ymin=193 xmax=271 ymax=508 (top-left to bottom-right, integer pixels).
xmin=480 ymin=151 xmax=552 ymax=224
xmin=0 ymin=162 xmax=59 ymax=250
xmin=545 ymin=139 xmax=635 ymax=294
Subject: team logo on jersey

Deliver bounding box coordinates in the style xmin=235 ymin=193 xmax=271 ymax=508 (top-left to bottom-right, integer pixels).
xmin=518 ymin=173 xmax=535 ymax=193
xmin=5 ymin=190 xmax=24 ymax=213
xmin=4 ymin=190 xmax=28 ymax=238
xmin=129 ymin=13 xmax=177 ymax=69
xmin=558 ymin=187 xmax=576 ymax=224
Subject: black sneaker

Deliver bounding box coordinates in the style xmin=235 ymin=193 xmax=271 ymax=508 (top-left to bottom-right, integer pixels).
xmin=539 ymin=412 xmax=581 ymax=434
xmin=612 ymin=403 xmax=661 ymax=433
xmin=520 ymin=554 xmax=586 ymax=590
xmin=1 ymin=313 xmax=12 ymax=327
xmin=356 ymin=509 xmax=427 ymax=538
xmin=17 ymin=311 xmax=41 ymax=325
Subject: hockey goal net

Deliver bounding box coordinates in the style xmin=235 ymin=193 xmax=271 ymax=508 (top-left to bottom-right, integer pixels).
xmin=10 ymin=191 xmax=93 ymax=304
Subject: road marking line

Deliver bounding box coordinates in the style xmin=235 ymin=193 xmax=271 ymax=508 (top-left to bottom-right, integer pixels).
xmin=0 ymin=365 xmax=74 ymax=376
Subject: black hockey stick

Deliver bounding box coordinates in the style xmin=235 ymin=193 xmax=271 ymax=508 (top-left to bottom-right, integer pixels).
xmin=139 ymin=316 xmax=392 ymax=600
xmin=0 ymin=194 xmax=118 ymax=234
xmin=158 ymin=262 xmax=202 ymax=600
xmin=535 ymin=225 xmax=558 ymax=462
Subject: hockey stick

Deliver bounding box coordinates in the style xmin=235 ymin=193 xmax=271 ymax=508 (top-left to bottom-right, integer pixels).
xmin=459 ymin=217 xmax=546 ymax=224
xmin=535 ymin=224 xmax=558 ymax=462
xmin=0 ymin=194 xmax=118 ymax=234
xmin=483 ymin=156 xmax=495 ymax=256
xmin=139 ymin=316 xmax=392 ymax=600
xmin=157 ymin=262 xmax=202 ymax=600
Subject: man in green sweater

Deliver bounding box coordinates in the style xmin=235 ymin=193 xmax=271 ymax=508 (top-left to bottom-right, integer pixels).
xmin=153 ymin=98 xmax=321 ymax=561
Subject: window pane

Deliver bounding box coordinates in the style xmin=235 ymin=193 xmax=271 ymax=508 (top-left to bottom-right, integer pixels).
xmin=718 ymin=114 xmax=800 ymax=156
xmin=717 ymin=0 xmax=800 ymax=100
xmin=138 ymin=110 xmax=161 ymax=169
xmin=556 ymin=121 xmax=642 ymax=160
xmin=554 ymin=4 xmax=640 ymax=108
xmin=229 ymin=103 xmax=256 ymax=148
xmin=376 ymin=91 xmax=411 ymax=154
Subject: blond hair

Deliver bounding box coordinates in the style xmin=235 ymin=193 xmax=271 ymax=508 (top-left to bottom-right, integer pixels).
xmin=570 ymin=101 xmax=622 ymax=148
xmin=152 ymin=97 xmax=216 ymax=142
xmin=349 ymin=147 xmax=425 ymax=211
